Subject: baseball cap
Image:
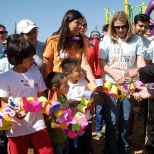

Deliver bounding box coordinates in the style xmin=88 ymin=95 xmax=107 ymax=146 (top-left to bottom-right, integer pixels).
xmin=102 ymin=24 xmax=109 ymax=31
xmin=89 ymin=30 xmax=101 ymax=38
xmin=17 ymin=19 xmax=38 ymax=34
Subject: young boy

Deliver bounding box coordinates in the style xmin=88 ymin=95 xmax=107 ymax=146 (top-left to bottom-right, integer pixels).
xmin=61 ymin=58 xmax=93 ymax=154
xmin=45 ymin=72 xmax=70 ymax=154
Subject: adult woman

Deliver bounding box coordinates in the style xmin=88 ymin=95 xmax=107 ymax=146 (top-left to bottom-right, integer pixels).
xmin=43 ymin=10 xmax=95 ymax=82
xmin=99 ymin=11 xmax=146 ymax=154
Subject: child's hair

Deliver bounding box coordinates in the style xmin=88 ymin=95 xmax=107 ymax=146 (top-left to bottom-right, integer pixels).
xmin=61 ymin=58 xmax=80 ymax=74
xmin=7 ymin=39 xmax=36 ymax=65
xmin=6 ymin=34 xmax=23 ymax=47
xmin=46 ymin=72 xmax=66 ymax=90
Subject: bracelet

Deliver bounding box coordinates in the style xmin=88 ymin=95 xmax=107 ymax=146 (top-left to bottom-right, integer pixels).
xmin=124 ymin=69 xmax=129 ymax=77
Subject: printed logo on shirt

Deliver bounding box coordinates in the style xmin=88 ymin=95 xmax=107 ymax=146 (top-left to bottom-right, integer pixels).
xmin=110 ymin=42 xmax=130 ymax=77
xmin=58 ymin=50 xmax=68 ymax=58
xmin=34 ymin=83 xmax=39 ymax=89
xmin=21 ymin=79 xmax=34 ymax=89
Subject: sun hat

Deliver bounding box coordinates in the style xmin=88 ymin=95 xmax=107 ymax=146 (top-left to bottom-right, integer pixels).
xmin=17 ymin=19 xmax=38 ymax=34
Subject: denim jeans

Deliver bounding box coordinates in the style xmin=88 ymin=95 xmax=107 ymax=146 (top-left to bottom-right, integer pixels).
xmin=103 ymin=93 xmax=134 ymax=154
xmin=52 ymin=138 xmax=69 ymax=154
xmin=95 ymin=104 xmax=106 ymax=133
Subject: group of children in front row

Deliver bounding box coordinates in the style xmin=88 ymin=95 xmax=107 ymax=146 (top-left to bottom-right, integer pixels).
xmin=0 ymin=37 xmax=94 ymax=154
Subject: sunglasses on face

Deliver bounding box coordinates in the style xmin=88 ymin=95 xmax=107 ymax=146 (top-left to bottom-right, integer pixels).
xmin=114 ymin=24 xmax=128 ymax=30
xmin=148 ymin=25 xmax=153 ymax=30
xmin=81 ymin=23 xmax=87 ymax=28
xmin=0 ymin=31 xmax=8 ymax=35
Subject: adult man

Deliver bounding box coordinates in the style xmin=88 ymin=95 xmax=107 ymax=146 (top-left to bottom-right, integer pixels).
xmin=128 ymin=13 xmax=150 ymax=140
xmin=17 ymin=20 xmax=44 ymax=71
xmin=133 ymin=14 xmax=151 ymax=63
xmin=133 ymin=14 xmax=154 ymax=154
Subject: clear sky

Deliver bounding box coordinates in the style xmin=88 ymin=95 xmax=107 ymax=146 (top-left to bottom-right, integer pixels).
xmin=0 ymin=0 xmax=151 ymax=42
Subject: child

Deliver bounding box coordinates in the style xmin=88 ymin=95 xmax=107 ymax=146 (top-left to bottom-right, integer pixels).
xmin=61 ymin=58 xmax=93 ymax=154
xmin=0 ymin=39 xmax=53 ymax=154
xmin=45 ymin=72 xmax=70 ymax=154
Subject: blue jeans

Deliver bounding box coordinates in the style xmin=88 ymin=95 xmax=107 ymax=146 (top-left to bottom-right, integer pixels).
xmin=52 ymin=138 xmax=69 ymax=154
xmin=95 ymin=104 xmax=105 ymax=133
xmin=103 ymin=93 xmax=134 ymax=154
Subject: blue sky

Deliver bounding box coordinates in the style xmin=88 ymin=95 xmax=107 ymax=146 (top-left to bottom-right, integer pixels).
xmin=0 ymin=0 xmax=150 ymax=42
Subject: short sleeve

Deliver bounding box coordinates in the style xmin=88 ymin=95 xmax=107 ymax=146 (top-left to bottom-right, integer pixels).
xmin=136 ymin=36 xmax=146 ymax=57
xmin=99 ymin=35 xmax=110 ymax=60
xmin=0 ymin=75 xmax=9 ymax=98
xmin=145 ymin=41 xmax=154 ymax=61
xmin=43 ymin=37 xmax=57 ymax=59
xmin=38 ymin=71 xmax=47 ymax=92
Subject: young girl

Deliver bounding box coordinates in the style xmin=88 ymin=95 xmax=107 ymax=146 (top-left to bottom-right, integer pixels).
xmin=45 ymin=72 xmax=70 ymax=154
xmin=0 ymin=39 xmax=53 ymax=154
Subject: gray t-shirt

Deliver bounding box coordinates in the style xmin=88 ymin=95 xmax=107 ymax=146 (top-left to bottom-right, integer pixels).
xmin=34 ymin=40 xmax=45 ymax=69
xmin=99 ymin=35 xmax=145 ymax=83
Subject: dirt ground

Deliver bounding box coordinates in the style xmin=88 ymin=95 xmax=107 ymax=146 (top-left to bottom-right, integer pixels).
xmin=92 ymin=113 xmax=147 ymax=154
xmin=26 ymin=111 xmax=146 ymax=154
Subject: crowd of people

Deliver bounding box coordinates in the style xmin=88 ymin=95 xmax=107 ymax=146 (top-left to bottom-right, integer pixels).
xmin=0 ymin=9 xmax=154 ymax=154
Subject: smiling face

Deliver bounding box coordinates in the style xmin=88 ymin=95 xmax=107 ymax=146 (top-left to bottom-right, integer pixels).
xmin=66 ymin=64 xmax=82 ymax=83
xmin=133 ymin=21 xmax=149 ymax=36
xmin=114 ymin=20 xmax=128 ymax=39
xmin=68 ymin=18 xmax=83 ymax=36
xmin=22 ymin=28 xmax=38 ymax=46
xmin=80 ymin=18 xmax=87 ymax=36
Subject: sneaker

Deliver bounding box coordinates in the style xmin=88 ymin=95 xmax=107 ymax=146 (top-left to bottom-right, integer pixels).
xmin=96 ymin=132 xmax=104 ymax=140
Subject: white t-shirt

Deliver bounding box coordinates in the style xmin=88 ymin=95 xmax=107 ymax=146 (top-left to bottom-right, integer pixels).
xmin=66 ymin=78 xmax=88 ymax=102
xmin=147 ymin=36 xmax=154 ymax=41
xmin=141 ymin=36 xmax=151 ymax=60
xmin=34 ymin=40 xmax=45 ymax=69
xmin=146 ymin=40 xmax=154 ymax=63
xmin=66 ymin=78 xmax=92 ymax=120
xmin=0 ymin=67 xmax=46 ymax=137
xmin=99 ymin=35 xmax=145 ymax=83
xmin=0 ymin=57 xmax=13 ymax=76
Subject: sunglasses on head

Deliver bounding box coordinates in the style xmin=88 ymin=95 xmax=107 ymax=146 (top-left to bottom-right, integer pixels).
xmin=0 ymin=31 xmax=8 ymax=35
xmin=81 ymin=23 xmax=87 ymax=28
xmin=114 ymin=24 xmax=128 ymax=30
